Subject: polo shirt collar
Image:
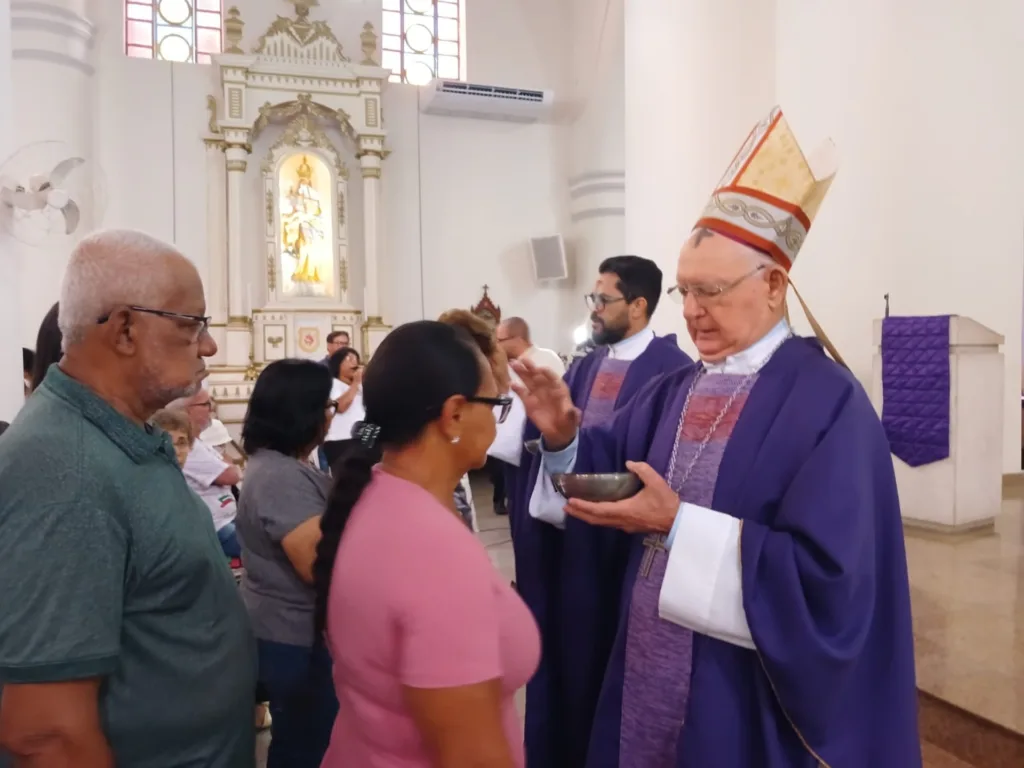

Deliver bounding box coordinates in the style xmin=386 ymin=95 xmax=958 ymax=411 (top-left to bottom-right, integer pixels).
xmin=42 ymin=365 xmax=174 ymax=464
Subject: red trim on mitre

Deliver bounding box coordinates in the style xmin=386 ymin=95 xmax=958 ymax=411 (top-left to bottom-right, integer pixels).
xmin=694 ymin=217 xmax=794 ymax=271
xmin=732 ymin=110 xmax=784 ymax=182
xmin=716 ymin=185 xmax=812 ymax=231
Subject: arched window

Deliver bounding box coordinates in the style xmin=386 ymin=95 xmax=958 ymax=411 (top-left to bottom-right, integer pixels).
xmin=125 ymin=0 xmax=223 ymax=63
xmin=381 ymin=0 xmax=465 ymax=85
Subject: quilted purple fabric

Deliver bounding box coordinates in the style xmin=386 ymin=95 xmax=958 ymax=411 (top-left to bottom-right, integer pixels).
xmin=881 ymin=315 xmax=951 ymax=467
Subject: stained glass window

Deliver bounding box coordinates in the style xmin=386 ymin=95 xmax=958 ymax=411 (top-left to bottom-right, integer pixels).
xmin=125 ymin=0 xmax=223 ymax=64
xmin=381 ymin=0 xmax=465 ymax=85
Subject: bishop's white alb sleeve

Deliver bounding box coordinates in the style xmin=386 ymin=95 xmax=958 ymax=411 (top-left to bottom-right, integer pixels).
xmin=658 ymin=502 xmax=754 ymax=650
xmin=527 ymin=435 xmax=579 ymax=529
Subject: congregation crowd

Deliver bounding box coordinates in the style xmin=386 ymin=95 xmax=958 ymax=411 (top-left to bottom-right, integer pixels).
xmin=0 ymin=108 xmax=924 ymax=768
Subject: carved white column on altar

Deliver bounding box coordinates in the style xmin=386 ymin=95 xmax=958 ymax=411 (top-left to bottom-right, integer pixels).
xmin=359 ymin=154 xmax=380 ymax=319
xmin=0 ymin=0 xmax=22 ymax=421
xmin=204 ymin=134 xmax=228 ymax=365
xmin=223 ymin=142 xmax=251 ymax=368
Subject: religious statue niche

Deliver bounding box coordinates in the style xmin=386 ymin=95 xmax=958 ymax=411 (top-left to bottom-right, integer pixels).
xmin=278 ymin=152 xmax=334 ymax=299
xmin=471 ymin=285 xmax=502 ymax=326
xmin=261 ymin=109 xmax=351 ymax=308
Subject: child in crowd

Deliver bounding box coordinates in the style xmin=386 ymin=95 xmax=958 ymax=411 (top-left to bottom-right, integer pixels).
xmin=151 ymin=408 xmax=241 ymax=559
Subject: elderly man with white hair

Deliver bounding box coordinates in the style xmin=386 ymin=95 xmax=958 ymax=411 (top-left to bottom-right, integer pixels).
xmin=513 ymin=108 xmax=921 ymax=767
xmin=0 ymin=230 xmax=256 ymax=767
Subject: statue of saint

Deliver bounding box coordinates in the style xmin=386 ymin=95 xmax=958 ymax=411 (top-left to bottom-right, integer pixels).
xmin=281 ymin=155 xmax=325 ymax=287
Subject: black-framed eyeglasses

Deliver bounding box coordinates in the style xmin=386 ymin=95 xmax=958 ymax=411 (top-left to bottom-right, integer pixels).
xmin=584 ymin=293 xmax=629 ymax=312
xmin=98 ymin=305 xmax=212 ymax=340
xmin=468 ymin=395 xmax=513 ymax=424
xmin=667 ymin=264 xmax=767 ymax=304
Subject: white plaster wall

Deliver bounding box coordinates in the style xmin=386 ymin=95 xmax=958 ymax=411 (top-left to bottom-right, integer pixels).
xmin=624 ymin=0 xmax=776 ymax=361
xmin=0 ymin=0 xmax=23 ymax=421
xmin=776 ymin=0 xmax=1024 ymax=472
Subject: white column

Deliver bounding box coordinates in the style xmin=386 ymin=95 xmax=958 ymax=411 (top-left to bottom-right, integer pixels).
xmin=564 ymin=0 xmax=625 ymax=345
xmin=205 ymin=139 xmax=228 ymax=366
xmin=624 ymin=0 xmax=775 ymax=345
xmin=224 ymin=143 xmax=250 ymax=368
xmin=0 ymin=0 xmax=23 ymax=421
xmin=10 ymin=0 xmax=95 ymax=342
xmin=359 ymin=152 xmax=382 ymax=323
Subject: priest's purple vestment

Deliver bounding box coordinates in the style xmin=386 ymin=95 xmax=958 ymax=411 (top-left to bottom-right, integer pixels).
xmin=508 ymin=335 xmax=691 ymax=768
xmin=562 ymin=337 xmax=920 ymax=767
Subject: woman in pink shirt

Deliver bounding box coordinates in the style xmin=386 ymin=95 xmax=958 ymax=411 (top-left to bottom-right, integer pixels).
xmin=313 ymin=321 xmax=540 ymax=768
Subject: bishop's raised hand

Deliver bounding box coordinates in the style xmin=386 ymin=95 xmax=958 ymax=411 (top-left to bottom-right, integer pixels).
xmin=510 ymin=358 xmax=580 ymax=450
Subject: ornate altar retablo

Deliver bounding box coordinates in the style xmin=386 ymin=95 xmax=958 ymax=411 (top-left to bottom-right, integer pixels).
xmin=202 ymin=0 xmax=391 ymax=436
xmin=471 ymin=285 xmax=502 ymax=326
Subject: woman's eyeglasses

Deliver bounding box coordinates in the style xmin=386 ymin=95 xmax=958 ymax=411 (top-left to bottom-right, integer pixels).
xmin=468 ymin=395 xmax=513 ymax=424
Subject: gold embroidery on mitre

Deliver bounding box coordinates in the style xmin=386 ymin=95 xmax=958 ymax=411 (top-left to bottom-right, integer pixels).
xmin=698 ymin=106 xmax=838 ymax=269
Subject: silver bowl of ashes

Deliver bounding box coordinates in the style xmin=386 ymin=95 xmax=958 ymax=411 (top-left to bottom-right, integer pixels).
xmin=550 ymin=472 xmax=642 ymax=502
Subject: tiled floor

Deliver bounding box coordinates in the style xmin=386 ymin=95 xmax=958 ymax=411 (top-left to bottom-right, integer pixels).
xmin=908 ymin=486 xmax=1024 ymax=737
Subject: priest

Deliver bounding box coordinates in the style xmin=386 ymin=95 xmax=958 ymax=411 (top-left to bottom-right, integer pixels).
xmin=510 ymin=255 xmax=691 ymax=768
xmin=513 ymin=107 xmax=921 ymax=767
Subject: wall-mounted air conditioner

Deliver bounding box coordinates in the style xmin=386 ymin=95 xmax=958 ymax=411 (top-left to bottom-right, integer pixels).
xmin=420 ymin=79 xmax=554 ymax=124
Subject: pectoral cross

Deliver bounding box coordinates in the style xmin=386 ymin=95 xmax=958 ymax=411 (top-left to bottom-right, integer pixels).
xmin=639 ymin=533 xmax=666 ymax=578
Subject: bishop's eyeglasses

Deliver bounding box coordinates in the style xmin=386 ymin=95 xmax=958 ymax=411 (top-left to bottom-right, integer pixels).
xmin=667 ymin=264 xmax=767 ymax=304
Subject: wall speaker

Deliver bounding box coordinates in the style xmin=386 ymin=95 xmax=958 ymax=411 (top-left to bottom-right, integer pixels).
xmin=529 ymin=234 xmax=569 ymax=282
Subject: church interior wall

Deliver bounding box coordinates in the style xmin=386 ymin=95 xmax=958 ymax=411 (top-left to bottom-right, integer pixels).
xmin=88 ymin=0 xmax=573 ymax=353
xmin=776 ymin=0 xmax=1024 ymax=472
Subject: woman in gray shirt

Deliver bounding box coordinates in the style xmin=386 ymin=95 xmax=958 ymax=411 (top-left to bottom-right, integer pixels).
xmin=236 ymin=359 xmax=338 ymax=768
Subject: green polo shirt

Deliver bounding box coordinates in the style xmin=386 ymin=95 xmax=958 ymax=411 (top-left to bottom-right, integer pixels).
xmin=0 ymin=367 xmax=256 ymax=767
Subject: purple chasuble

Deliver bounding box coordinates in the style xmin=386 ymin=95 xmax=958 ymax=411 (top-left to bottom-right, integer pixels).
xmin=509 ymin=336 xmax=693 ymax=768
xmin=570 ymin=338 xmax=921 ymax=768
xmin=581 ymin=358 xmax=633 ymax=428
xmin=620 ymin=374 xmax=754 ymax=767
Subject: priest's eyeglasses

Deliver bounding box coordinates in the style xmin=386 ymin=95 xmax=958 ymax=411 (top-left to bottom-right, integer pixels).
xmin=97 ymin=306 xmax=212 ymax=341
xmin=468 ymin=395 xmax=514 ymax=424
xmin=667 ymin=264 xmax=766 ymax=304
xmin=584 ymin=293 xmax=628 ymax=312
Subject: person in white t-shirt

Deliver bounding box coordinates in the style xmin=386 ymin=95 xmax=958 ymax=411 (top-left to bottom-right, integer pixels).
xmin=172 ymin=389 xmax=243 ymax=557
xmin=490 ymin=317 xmax=566 ymax=514
xmin=323 ymin=346 xmax=366 ymax=469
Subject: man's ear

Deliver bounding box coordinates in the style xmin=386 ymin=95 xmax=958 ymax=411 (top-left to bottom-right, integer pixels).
xmin=766 ymin=267 xmax=789 ymax=310
xmin=630 ymin=297 xmax=648 ymax=320
xmin=107 ymin=308 xmax=139 ymax=357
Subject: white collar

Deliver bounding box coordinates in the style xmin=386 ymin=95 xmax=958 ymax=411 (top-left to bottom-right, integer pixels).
xmin=608 ymin=326 xmax=655 ymax=361
xmin=702 ymin=319 xmax=790 ymax=375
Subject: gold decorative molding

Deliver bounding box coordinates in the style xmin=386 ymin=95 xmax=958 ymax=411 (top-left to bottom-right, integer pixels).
xmin=360 ymin=22 xmax=379 ymax=66
xmin=252 ymin=93 xmax=348 ymax=140
xmin=260 ymin=111 xmax=349 ymax=179
xmin=224 ymin=7 xmax=245 ymax=54
xmin=207 ymin=95 xmax=221 ymax=134
xmin=228 ymin=87 xmax=243 ymax=118
xmin=265 ymin=188 xmax=274 ymax=223
xmin=338 ymin=255 xmax=349 ymax=292
xmin=266 ymin=249 xmax=277 ymax=291
xmin=337 ymin=192 xmax=345 ymax=226
xmin=253 ymin=0 xmax=349 ymax=64
xmin=227 ymin=159 xmax=248 ymax=172
xmin=228 ymin=315 xmax=253 ymax=326
xmin=203 ymin=137 xmax=226 ymax=149
xmin=363 ymin=316 xmax=385 ymax=326
xmin=361 ymin=166 xmax=381 ymax=179
xmin=365 ymin=98 xmax=379 ymax=128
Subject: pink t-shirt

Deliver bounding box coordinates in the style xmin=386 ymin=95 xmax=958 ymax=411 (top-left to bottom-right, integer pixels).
xmin=322 ymin=468 xmax=540 ymax=768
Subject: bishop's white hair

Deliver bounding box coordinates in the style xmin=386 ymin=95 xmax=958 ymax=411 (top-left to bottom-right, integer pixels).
xmin=59 ymin=229 xmax=186 ymax=348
